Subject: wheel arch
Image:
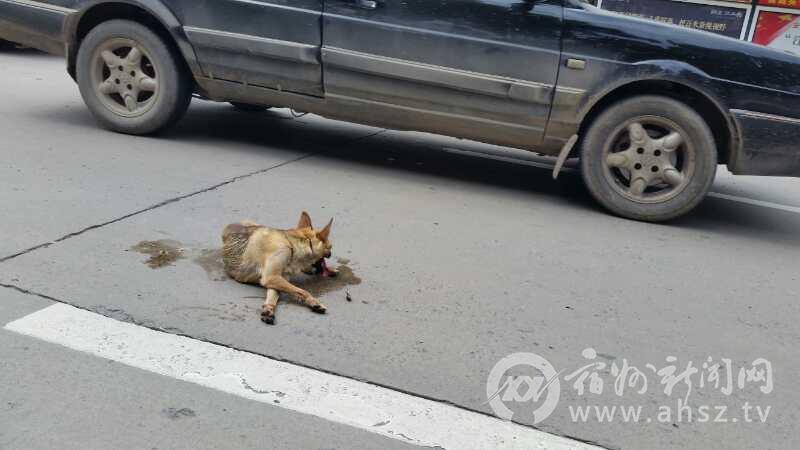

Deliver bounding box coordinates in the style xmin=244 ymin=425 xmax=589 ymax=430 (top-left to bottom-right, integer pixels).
xmin=576 ymin=79 xmax=739 ymax=166
xmin=65 ymin=0 xmax=201 ymax=81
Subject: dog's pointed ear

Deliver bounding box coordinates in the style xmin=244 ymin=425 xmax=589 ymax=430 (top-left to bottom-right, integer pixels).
xmin=317 ymin=218 xmax=333 ymax=241
xmin=297 ymin=211 xmax=313 ymax=229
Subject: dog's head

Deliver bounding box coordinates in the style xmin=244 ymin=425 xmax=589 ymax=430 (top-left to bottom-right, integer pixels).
xmin=296 ymin=211 xmax=335 ymax=276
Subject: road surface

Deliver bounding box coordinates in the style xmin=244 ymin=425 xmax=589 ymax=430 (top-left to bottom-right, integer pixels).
xmin=1 ymin=48 xmax=798 ymax=450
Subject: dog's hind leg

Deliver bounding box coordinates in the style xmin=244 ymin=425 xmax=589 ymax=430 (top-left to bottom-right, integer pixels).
xmin=261 ymin=288 xmax=280 ymax=325
xmin=262 ymin=274 xmax=327 ymax=314
xmin=260 ymin=249 xmax=327 ymax=315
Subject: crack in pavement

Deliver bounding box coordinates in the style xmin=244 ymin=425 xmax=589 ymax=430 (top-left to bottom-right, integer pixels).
xmin=0 ymin=153 xmax=314 ymax=264
xmin=0 ymin=242 xmax=54 ymax=264
xmin=0 ymin=127 xmax=389 ymax=265
xmin=0 ymin=282 xmax=62 ymax=303
xmin=0 ymin=282 xmax=185 ymax=335
xmin=0 ymin=281 xmax=609 ymax=450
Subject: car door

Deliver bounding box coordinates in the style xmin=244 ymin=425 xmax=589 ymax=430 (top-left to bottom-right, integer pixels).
xmin=170 ymin=0 xmax=324 ymax=97
xmin=322 ymin=0 xmax=564 ymax=147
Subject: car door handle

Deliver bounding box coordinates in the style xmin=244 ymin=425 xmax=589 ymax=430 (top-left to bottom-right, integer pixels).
xmin=354 ymin=0 xmax=378 ymax=9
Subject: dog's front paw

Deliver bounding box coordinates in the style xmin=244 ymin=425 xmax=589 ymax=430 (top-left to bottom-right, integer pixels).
xmin=261 ymin=309 xmax=275 ymax=325
xmin=310 ymin=303 xmax=327 ymax=314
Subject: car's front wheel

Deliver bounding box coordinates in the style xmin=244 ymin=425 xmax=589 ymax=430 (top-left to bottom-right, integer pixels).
xmin=579 ymin=95 xmax=717 ymax=222
xmin=76 ymin=20 xmax=191 ymax=135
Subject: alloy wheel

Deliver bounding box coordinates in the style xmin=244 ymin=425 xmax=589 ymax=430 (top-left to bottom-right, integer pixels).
xmin=602 ymin=117 xmax=696 ymax=204
xmin=90 ymin=38 xmax=160 ymax=117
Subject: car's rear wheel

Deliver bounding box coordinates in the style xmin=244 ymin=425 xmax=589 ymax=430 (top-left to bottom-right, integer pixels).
xmin=230 ymin=102 xmax=271 ymax=112
xmin=76 ymin=20 xmax=191 ymax=135
xmin=579 ymin=95 xmax=717 ymax=222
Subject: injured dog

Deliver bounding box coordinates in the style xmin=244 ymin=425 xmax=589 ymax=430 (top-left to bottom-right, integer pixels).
xmin=222 ymin=212 xmax=337 ymax=325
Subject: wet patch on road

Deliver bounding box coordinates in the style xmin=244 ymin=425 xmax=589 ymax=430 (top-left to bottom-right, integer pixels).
xmin=130 ymin=241 xmax=361 ymax=297
xmin=130 ymin=240 xmax=227 ymax=280
xmin=297 ymin=261 xmax=362 ymax=298
xmin=130 ymin=240 xmax=186 ymax=269
xmin=193 ymin=248 xmax=227 ymax=281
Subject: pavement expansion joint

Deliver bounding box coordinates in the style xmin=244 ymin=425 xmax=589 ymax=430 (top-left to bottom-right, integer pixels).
xmin=0 ymin=127 xmax=388 ymax=265
xmin=0 ymin=153 xmax=316 ymax=264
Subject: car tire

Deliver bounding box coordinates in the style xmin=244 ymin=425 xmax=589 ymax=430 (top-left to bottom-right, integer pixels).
xmin=230 ymin=102 xmax=271 ymax=112
xmin=76 ymin=20 xmax=191 ymax=135
xmin=579 ymin=95 xmax=717 ymax=222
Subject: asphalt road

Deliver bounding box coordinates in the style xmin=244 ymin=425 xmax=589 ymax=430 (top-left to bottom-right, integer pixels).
xmin=2 ymin=48 xmax=799 ymax=450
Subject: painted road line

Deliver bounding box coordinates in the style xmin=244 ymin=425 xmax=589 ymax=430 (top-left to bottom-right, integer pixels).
xmin=445 ymin=146 xmax=800 ymax=216
xmin=4 ymin=303 xmax=602 ymax=450
xmin=706 ymin=192 xmax=800 ymax=215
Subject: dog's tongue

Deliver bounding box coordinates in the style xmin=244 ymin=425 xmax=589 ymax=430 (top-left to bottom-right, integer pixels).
xmin=317 ymin=258 xmax=336 ymax=277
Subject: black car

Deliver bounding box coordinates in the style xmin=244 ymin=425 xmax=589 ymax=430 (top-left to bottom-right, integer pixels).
xmin=2 ymin=0 xmax=799 ymax=221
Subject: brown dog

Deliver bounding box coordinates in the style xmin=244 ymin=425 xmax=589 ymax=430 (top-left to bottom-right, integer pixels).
xmin=222 ymin=212 xmax=336 ymax=324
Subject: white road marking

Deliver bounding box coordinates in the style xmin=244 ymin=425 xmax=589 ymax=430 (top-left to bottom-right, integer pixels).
xmin=4 ymin=303 xmax=601 ymax=450
xmin=706 ymin=192 xmax=800 ymax=215
xmin=443 ymin=147 xmax=800 ymax=216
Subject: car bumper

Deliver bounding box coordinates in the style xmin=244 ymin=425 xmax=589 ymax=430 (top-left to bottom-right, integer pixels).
xmin=728 ymin=109 xmax=800 ymax=177
xmin=0 ymin=0 xmax=74 ymax=55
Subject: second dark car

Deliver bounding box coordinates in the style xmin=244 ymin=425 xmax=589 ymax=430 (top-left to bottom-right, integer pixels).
xmin=2 ymin=0 xmax=799 ymax=221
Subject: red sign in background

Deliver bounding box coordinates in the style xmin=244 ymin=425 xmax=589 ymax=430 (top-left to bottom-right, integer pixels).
xmin=757 ymin=0 xmax=800 ymax=9
xmin=752 ymin=10 xmax=800 ymax=54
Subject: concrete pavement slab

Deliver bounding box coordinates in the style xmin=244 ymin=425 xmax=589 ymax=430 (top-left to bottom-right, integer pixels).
xmin=6 ymin=302 xmax=600 ymax=450
xmin=2 ymin=123 xmax=798 ymax=449
xmin=0 ymin=290 xmax=421 ymax=450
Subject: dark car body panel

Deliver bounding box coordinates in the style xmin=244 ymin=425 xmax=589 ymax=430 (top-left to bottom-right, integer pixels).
xmin=731 ymin=110 xmax=800 ymax=176
xmin=2 ymin=0 xmax=800 ymax=176
xmin=0 ymin=0 xmax=205 ymax=79
xmin=0 ymin=0 xmax=71 ymax=55
xmin=170 ymin=0 xmax=324 ymax=96
xmin=554 ymin=3 xmax=800 ymax=174
xmin=60 ymin=0 xmax=205 ymax=78
xmin=323 ymin=0 xmax=564 ymax=146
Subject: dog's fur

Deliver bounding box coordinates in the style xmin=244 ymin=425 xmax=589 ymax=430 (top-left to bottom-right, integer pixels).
xmin=222 ymin=212 xmax=335 ymax=324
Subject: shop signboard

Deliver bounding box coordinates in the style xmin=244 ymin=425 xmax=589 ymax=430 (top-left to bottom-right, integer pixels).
xmin=749 ymin=7 xmax=800 ymax=55
xmin=598 ymin=0 xmax=752 ymax=39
